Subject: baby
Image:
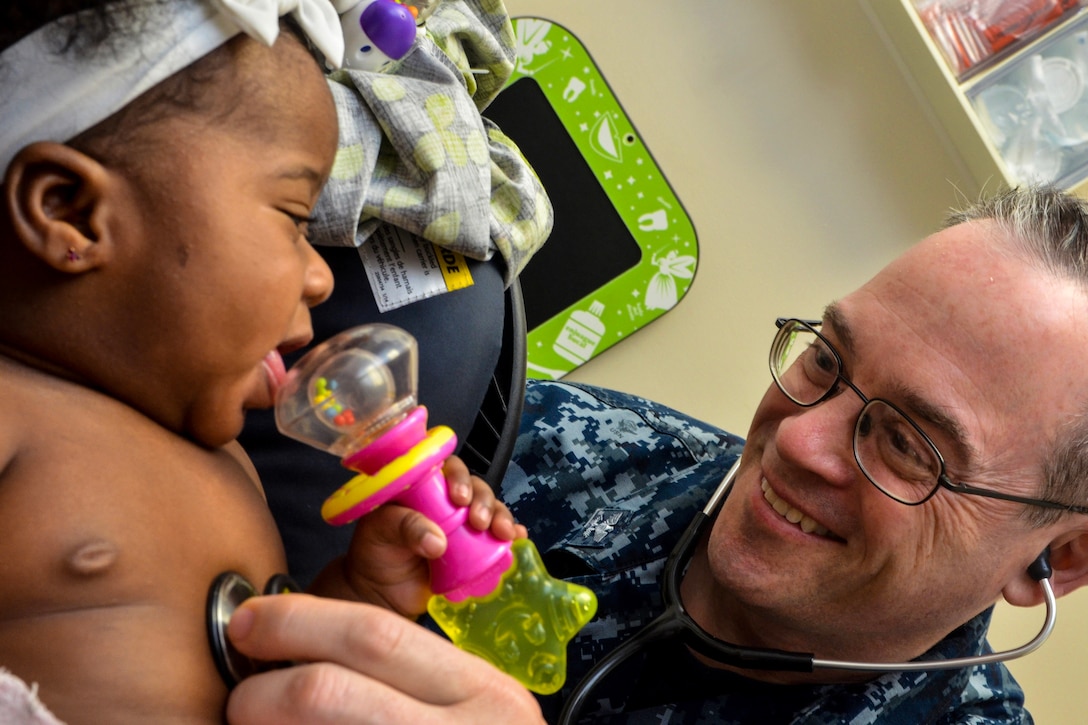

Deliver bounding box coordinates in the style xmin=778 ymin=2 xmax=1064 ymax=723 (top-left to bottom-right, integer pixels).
xmin=0 ymin=1 xmax=519 ymax=722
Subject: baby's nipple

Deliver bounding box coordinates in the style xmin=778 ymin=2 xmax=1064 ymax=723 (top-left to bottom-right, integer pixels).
xmin=65 ymin=538 xmax=119 ymax=577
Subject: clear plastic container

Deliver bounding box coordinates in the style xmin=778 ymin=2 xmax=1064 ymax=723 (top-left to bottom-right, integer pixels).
xmin=914 ymin=0 xmax=1082 ymax=77
xmin=967 ymin=15 xmax=1088 ymax=187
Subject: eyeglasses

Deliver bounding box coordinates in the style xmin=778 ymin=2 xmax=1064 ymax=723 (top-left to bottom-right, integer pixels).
xmin=769 ymin=318 xmax=1088 ymax=514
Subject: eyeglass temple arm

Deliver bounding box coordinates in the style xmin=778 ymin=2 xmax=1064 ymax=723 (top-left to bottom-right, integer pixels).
xmin=775 ymin=317 xmax=823 ymax=329
xmin=939 ymin=478 xmax=1088 ymax=516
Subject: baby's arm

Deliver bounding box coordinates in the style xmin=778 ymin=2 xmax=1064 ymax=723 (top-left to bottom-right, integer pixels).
xmin=306 ymin=455 xmax=526 ymax=617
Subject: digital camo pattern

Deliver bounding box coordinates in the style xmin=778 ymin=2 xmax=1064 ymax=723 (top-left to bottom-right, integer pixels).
xmin=500 ymin=381 xmax=1031 ymax=724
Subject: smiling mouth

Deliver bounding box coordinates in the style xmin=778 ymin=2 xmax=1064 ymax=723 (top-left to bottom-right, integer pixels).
xmin=761 ymin=479 xmax=836 ymax=539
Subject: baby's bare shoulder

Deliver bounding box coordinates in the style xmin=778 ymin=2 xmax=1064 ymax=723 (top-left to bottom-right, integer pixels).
xmin=0 ymin=361 xmax=286 ymax=723
xmin=0 ymin=376 xmax=282 ymax=597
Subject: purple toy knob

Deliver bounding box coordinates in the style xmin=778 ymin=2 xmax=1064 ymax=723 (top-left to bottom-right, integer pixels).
xmin=337 ymin=0 xmax=417 ymax=71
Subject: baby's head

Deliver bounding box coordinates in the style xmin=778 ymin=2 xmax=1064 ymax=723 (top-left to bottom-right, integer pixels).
xmin=0 ymin=0 xmax=342 ymax=447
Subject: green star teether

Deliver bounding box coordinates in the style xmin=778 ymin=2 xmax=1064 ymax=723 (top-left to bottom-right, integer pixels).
xmin=427 ymin=538 xmax=598 ymax=694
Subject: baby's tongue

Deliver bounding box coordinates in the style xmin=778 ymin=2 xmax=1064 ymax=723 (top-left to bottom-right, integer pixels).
xmin=263 ymin=350 xmax=288 ymax=400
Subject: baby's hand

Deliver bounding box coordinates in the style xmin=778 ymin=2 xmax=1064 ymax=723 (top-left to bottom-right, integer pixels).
xmin=309 ymin=455 xmax=526 ymax=618
xmin=443 ymin=455 xmax=528 ymax=544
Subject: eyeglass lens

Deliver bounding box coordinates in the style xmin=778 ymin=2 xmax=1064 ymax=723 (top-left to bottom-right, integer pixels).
xmin=770 ymin=320 xmax=942 ymax=505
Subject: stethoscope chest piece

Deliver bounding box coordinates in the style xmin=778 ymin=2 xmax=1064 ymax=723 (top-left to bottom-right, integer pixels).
xmin=206 ymin=571 xmax=299 ymax=688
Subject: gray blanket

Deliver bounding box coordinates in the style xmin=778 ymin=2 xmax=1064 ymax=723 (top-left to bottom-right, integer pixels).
xmin=311 ymin=0 xmax=553 ymax=286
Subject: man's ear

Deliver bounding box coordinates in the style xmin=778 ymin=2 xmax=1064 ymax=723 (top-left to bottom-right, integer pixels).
xmin=1003 ymin=531 xmax=1088 ymax=607
xmin=3 ymin=141 xmax=114 ymax=273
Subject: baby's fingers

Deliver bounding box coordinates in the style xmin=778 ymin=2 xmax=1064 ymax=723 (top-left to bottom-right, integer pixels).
xmin=442 ymin=456 xmax=526 ymax=540
xmin=358 ymin=504 xmax=447 ymax=560
xmin=472 ymin=478 xmax=526 ymax=540
xmin=443 ymin=455 xmax=474 ymax=505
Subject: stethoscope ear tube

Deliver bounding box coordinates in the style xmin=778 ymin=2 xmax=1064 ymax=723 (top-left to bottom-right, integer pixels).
xmin=663 ymin=511 xmax=816 ymax=674
xmin=814 ymin=553 xmax=1057 ymax=673
xmin=557 ymin=460 xmax=1060 ymax=723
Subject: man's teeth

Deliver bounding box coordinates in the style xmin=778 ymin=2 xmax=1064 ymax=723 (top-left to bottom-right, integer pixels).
xmin=761 ymin=479 xmax=830 ymax=537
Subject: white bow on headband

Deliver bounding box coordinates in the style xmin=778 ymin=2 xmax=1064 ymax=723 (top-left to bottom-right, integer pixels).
xmin=0 ymin=0 xmax=345 ymax=175
xmin=213 ymin=0 xmax=344 ymax=63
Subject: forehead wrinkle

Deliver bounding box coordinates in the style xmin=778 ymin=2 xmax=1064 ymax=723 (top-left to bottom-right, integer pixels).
xmin=821 ymin=302 xmax=979 ymax=473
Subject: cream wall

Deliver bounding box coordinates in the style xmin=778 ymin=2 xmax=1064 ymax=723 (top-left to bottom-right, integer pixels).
xmin=501 ymin=1 xmax=1088 ymax=722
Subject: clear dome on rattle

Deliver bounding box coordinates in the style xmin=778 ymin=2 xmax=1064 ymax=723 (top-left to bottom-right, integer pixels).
xmin=275 ymin=324 xmax=418 ymax=456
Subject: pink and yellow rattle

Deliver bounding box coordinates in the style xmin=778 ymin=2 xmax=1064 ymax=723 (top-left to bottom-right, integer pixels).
xmin=274 ymin=324 xmax=597 ymax=693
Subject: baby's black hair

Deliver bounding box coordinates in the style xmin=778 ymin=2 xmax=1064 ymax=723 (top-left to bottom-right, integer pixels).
xmin=0 ymin=1 xmax=170 ymax=57
xmin=1 ymin=1 xmax=316 ymax=167
xmin=2 ymin=1 xmax=315 ymax=61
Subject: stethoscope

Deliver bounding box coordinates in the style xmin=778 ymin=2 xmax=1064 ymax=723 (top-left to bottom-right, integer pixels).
xmin=557 ymin=458 xmax=1057 ymax=724
xmin=206 ymin=571 xmax=300 ymax=688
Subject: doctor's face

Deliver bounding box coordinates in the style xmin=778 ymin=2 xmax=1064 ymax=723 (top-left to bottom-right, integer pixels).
xmin=701 ymin=219 xmax=1088 ymax=669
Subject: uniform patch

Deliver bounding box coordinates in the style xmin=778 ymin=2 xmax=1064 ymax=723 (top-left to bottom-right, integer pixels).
xmin=570 ymin=508 xmax=633 ymax=547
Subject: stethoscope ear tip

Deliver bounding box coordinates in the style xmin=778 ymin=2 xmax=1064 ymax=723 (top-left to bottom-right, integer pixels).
xmin=1029 ymin=548 xmax=1053 ymax=582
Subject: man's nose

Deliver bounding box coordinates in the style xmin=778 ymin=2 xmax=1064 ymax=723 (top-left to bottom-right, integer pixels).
xmin=773 ymin=387 xmax=863 ymax=488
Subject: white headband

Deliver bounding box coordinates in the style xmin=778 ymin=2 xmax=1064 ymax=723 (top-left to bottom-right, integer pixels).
xmin=0 ymin=0 xmax=344 ymax=174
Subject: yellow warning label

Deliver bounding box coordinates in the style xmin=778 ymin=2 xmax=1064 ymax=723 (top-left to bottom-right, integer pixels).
xmin=359 ymin=227 xmax=477 ymax=312
xmin=435 ymin=244 xmax=474 ymax=291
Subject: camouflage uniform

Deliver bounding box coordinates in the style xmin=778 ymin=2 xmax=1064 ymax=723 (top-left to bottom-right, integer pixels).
xmin=500 ymin=381 xmax=1031 ymax=724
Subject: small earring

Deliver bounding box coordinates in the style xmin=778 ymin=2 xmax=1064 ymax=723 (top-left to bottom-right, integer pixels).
xmin=66 ymin=248 xmax=80 ymax=262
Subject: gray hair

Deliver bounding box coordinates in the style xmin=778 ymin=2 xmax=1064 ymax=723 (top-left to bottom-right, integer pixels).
xmin=946 ymin=186 xmax=1088 ymax=526
xmin=945 ymin=185 xmax=1088 ymax=278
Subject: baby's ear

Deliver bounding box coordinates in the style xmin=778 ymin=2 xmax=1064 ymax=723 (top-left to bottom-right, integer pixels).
xmin=3 ymin=142 xmax=114 ymax=273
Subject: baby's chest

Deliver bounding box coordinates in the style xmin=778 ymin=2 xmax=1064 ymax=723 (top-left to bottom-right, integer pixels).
xmin=0 ymin=423 xmax=285 ymax=619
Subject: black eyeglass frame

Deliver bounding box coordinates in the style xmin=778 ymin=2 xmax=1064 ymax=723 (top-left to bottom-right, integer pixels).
xmin=772 ymin=318 xmax=1088 ymax=516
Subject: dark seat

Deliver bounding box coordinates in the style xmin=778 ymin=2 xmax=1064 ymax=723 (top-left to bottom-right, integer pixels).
xmin=459 ymin=277 xmax=527 ymax=491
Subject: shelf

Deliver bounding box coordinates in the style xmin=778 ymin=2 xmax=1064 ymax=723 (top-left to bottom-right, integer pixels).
xmin=867 ymin=0 xmax=1088 ymax=197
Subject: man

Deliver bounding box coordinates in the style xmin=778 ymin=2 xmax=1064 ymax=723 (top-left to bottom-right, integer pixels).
xmin=226 ymin=186 xmax=1088 ymax=723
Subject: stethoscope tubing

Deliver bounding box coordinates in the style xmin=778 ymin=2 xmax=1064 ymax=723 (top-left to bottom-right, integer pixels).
xmin=557 ymin=458 xmax=1057 ymax=724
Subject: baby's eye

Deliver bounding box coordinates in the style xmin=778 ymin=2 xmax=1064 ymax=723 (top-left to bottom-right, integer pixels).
xmin=283 ymin=211 xmax=316 ymax=239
